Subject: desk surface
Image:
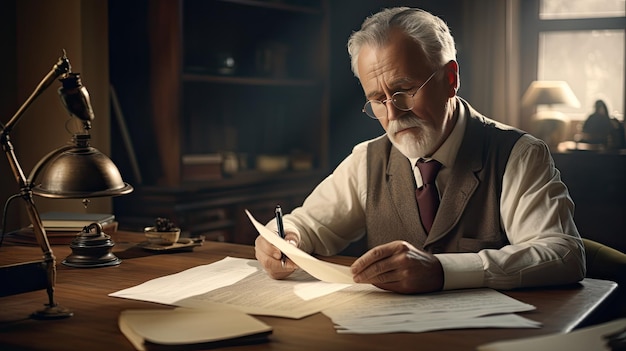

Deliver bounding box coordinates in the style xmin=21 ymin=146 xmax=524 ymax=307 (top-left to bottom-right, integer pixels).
xmin=0 ymin=232 xmax=618 ymax=351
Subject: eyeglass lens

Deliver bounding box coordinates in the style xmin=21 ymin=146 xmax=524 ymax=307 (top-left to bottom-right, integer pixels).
xmin=362 ymin=68 xmax=439 ymax=119
xmin=364 ymin=93 xmax=414 ymax=119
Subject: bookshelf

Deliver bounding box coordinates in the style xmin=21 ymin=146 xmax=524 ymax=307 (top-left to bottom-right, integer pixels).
xmin=109 ymin=0 xmax=329 ymax=243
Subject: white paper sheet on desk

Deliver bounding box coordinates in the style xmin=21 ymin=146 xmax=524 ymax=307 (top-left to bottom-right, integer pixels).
xmin=322 ymin=288 xmax=540 ymax=334
xmin=110 ymin=256 xmax=368 ymax=319
xmin=245 ymin=209 xmax=355 ymax=284
xmin=109 ymin=256 xmax=258 ymax=305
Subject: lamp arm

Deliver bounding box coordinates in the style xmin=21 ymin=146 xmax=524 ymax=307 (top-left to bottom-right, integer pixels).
xmin=1 ymin=53 xmax=71 ymax=134
xmin=22 ymin=191 xmax=59 ymax=310
xmin=0 ymin=128 xmax=60 ymax=313
xmin=0 ymin=134 xmax=29 ymax=189
xmin=0 ymin=52 xmax=73 ymax=318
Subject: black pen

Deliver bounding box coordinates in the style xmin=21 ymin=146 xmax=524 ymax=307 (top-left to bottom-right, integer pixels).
xmin=275 ymin=205 xmax=287 ymax=267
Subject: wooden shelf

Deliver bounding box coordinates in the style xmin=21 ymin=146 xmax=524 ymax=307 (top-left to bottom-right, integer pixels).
xmin=143 ymin=0 xmax=330 ymax=186
xmin=114 ymin=170 xmax=326 ymax=244
xmin=110 ymin=0 xmax=329 ymax=245
xmin=182 ymin=73 xmax=319 ymax=87
xmin=218 ymin=0 xmax=323 ymax=14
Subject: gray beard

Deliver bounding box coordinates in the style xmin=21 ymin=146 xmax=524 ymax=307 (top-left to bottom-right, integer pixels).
xmin=387 ymin=116 xmax=436 ymax=158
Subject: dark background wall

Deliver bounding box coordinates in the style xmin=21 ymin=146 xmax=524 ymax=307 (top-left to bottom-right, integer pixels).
xmin=107 ymin=1 xmax=466 ymax=176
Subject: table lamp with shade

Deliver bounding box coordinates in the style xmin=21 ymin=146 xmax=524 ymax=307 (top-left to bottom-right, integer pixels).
xmin=521 ymin=80 xmax=581 ymax=149
xmin=0 ymin=51 xmax=133 ymax=319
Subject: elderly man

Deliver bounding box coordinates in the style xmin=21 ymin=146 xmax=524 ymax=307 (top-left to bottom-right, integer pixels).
xmin=255 ymin=7 xmax=585 ymax=294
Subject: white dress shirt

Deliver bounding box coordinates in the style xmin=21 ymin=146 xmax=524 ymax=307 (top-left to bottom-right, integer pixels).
xmin=271 ymin=98 xmax=585 ymax=291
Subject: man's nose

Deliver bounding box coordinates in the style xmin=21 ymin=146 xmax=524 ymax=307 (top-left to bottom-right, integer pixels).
xmin=385 ymin=99 xmax=402 ymax=120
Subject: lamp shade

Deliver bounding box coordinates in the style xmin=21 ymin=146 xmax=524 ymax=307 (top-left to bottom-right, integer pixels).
xmin=32 ymin=135 xmax=133 ymax=199
xmin=521 ymin=81 xmax=581 ymax=108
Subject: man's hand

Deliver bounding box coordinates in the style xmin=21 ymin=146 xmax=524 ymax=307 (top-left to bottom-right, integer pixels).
xmin=350 ymin=240 xmax=444 ymax=294
xmin=254 ymin=234 xmax=299 ymax=280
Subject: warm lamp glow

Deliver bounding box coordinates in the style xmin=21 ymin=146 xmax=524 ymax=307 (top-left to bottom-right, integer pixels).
xmin=522 ymin=81 xmax=581 ymax=149
xmin=522 ymin=81 xmax=581 ymax=109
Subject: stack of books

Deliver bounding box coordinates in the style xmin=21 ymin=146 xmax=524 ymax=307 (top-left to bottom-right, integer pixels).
xmin=5 ymin=212 xmax=118 ymax=246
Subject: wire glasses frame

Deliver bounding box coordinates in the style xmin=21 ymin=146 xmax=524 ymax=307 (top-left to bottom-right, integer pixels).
xmin=362 ymin=68 xmax=440 ymax=119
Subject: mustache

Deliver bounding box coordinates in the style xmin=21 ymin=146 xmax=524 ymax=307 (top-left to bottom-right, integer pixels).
xmin=387 ymin=116 xmax=425 ymax=135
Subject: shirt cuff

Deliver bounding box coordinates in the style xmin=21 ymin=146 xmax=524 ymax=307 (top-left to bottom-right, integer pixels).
xmin=435 ymin=253 xmax=484 ymax=290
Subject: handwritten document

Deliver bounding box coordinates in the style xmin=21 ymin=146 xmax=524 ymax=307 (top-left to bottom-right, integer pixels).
xmin=110 ymin=210 xmax=541 ymax=331
xmin=110 ymin=257 xmax=365 ymax=319
xmin=322 ymin=288 xmax=540 ymax=334
xmin=111 ymin=256 xmax=539 ymax=331
xmin=245 ymin=209 xmax=355 ymax=284
xmin=109 ymin=256 xmax=257 ymax=305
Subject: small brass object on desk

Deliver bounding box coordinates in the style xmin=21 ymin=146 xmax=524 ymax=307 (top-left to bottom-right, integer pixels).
xmin=62 ymin=223 xmax=121 ymax=268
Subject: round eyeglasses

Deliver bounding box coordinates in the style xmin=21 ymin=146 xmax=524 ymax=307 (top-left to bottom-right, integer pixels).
xmin=362 ymin=69 xmax=439 ymax=119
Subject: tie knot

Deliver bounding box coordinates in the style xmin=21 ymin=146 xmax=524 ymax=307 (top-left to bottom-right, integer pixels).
xmin=416 ymin=160 xmax=442 ymax=185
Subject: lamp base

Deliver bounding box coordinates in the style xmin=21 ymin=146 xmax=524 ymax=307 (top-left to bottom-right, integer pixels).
xmin=31 ymin=304 xmax=73 ymax=320
xmin=62 ymin=223 xmax=122 ymax=268
xmin=61 ymin=257 xmax=122 ymax=268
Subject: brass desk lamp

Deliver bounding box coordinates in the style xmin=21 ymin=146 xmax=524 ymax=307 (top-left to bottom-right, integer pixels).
xmin=0 ymin=51 xmax=133 ymax=319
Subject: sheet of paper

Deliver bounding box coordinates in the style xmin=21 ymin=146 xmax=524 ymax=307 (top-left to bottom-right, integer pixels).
xmin=110 ymin=257 xmax=366 ymax=319
xmin=109 ymin=256 xmax=258 ymax=305
xmin=176 ymin=259 xmax=373 ymax=319
xmin=323 ymin=288 xmax=539 ymax=334
xmin=245 ymin=209 xmax=355 ymax=284
xmin=334 ymin=314 xmax=540 ymax=334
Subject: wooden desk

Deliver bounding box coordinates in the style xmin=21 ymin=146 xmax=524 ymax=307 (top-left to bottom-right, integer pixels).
xmin=0 ymin=232 xmax=618 ymax=351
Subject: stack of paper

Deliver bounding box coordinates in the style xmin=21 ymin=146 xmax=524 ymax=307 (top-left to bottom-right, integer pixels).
xmin=110 ymin=257 xmax=541 ymax=334
xmin=110 ymin=256 xmax=363 ymax=319
xmin=111 ymin=210 xmax=543 ymax=336
xmin=245 ymin=210 xmax=541 ymax=334
xmin=322 ymin=288 xmax=541 ymax=334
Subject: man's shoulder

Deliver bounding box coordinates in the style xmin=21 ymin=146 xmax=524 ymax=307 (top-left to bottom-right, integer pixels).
xmin=468 ymin=113 xmax=523 ymax=135
xmin=464 ymin=112 xmax=526 ymax=150
xmin=460 ymin=98 xmax=524 ymax=136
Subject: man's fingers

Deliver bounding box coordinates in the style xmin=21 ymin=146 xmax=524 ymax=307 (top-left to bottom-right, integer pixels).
xmin=351 ymin=241 xmax=403 ymax=275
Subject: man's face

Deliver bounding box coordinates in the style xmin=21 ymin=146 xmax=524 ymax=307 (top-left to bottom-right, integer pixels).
xmin=356 ymin=28 xmax=457 ymax=158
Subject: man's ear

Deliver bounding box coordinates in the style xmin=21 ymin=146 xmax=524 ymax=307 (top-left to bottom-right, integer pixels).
xmin=445 ymin=60 xmax=459 ymax=97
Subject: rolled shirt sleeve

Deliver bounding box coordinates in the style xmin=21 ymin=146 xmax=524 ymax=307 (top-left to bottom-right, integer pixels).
xmin=437 ymin=135 xmax=585 ymax=290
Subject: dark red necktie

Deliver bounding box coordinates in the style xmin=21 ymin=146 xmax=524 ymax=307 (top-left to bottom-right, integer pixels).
xmin=415 ymin=160 xmax=442 ymax=233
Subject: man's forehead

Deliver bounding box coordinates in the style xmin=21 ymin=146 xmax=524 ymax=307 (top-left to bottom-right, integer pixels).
xmin=357 ymin=41 xmax=429 ymax=96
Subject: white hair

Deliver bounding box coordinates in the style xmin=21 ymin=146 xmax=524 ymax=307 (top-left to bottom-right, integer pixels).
xmin=347 ymin=7 xmax=457 ymax=78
